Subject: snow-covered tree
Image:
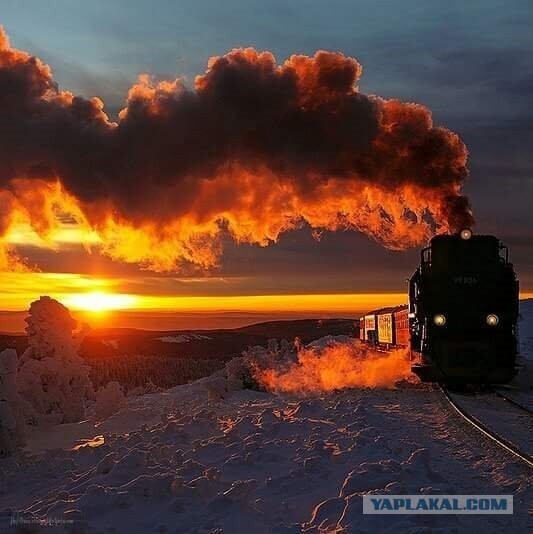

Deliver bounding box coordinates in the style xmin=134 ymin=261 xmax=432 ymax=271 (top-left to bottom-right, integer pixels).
xmin=95 ymin=381 xmax=126 ymax=419
xmin=17 ymin=296 xmax=92 ymax=425
xmin=0 ymin=349 xmax=25 ymax=456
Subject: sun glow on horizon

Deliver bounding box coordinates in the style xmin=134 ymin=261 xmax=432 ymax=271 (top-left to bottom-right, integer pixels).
xmin=62 ymin=291 xmax=138 ymax=313
xmin=0 ymin=272 xmax=532 ymax=326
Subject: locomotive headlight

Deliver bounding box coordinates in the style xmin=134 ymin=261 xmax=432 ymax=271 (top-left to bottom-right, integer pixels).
xmin=433 ymin=314 xmax=447 ymax=326
xmin=460 ymin=228 xmax=473 ymax=240
xmin=486 ymin=314 xmax=499 ymax=326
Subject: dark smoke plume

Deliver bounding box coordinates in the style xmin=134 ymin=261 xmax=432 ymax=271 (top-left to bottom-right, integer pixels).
xmin=0 ymin=27 xmax=472 ymax=271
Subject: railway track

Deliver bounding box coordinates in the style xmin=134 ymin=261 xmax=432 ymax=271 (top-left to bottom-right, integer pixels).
xmin=439 ymin=385 xmax=533 ymax=469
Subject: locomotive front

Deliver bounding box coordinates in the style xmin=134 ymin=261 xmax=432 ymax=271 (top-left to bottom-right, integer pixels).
xmin=408 ymin=230 xmax=519 ymax=384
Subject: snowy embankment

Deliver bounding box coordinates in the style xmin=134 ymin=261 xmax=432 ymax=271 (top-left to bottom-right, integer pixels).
xmin=515 ymin=298 xmax=533 ymax=391
xmin=519 ymin=298 xmax=533 ymax=360
xmin=0 ymin=301 xmax=532 ymax=532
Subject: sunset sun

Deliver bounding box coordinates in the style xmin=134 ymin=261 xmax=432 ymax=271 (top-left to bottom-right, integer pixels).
xmin=62 ymin=291 xmax=138 ymax=313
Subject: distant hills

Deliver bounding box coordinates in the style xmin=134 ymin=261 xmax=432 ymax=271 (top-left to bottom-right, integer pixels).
xmin=0 ymin=318 xmax=358 ymax=362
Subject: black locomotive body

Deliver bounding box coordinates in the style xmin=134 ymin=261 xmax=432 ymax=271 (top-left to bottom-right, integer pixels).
xmin=408 ymin=230 xmax=519 ymax=384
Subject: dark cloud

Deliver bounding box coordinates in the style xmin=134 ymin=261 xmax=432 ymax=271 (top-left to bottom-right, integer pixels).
xmin=0 ymin=28 xmax=472 ymax=272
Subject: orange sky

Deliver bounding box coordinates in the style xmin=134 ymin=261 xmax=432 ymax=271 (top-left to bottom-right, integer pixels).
xmin=1 ymin=220 xmax=532 ymax=332
xmin=0 ymin=217 xmax=410 ymax=322
xmin=0 ymin=271 xmax=412 ymax=332
xmin=0 ymin=271 xmax=406 ymax=315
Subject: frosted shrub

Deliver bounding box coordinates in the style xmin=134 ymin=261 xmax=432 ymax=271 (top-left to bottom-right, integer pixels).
xmin=225 ymin=356 xmax=255 ymax=391
xmin=205 ymin=375 xmax=227 ymax=402
xmin=0 ymin=349 xmax=18 ymax=400
xmin=0 ymin=349 xmax=24 ymax=456
xmin=95 ymin=381 xmax=126 ymax=419
xmin=17 ymin=297 xmax=92 ymax=425
xmin=0 ymin=401 xmax=19 ymax=456
xmin=225 ymin=358 xmax=246 ymax=391
xmin=220 ymin=339 xmax=298 ymax=394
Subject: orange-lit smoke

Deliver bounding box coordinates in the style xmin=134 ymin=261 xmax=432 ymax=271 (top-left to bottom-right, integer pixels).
xmin=0 ymin=27 xmax=473 ymax=272
xmin=255 ymin=340 xmax=414 ymax=393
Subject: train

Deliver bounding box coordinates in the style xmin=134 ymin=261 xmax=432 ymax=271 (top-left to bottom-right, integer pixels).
xmin=360 ymin=229 xmax=520 ymax=385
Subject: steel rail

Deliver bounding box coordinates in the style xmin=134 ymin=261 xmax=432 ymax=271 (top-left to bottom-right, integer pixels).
xmin=439 ymin=385 xmax=533 ymax=469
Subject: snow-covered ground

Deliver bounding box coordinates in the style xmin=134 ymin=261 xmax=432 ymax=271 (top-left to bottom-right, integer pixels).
xmin=1 ymin=382 xmax=530 ymax=532
xmin=0 ymin=302 xmax=532 ymax=532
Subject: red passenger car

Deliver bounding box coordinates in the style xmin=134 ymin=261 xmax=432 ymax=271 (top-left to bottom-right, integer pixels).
xmin=359 ymin=304 xmax=409 ymax=348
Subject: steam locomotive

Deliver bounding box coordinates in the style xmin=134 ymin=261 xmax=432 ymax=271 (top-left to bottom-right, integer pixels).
xmin=360 ymin=230 xmax=519 ymax=384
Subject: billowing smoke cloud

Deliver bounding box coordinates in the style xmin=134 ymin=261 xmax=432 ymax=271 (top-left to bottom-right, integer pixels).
xmin=0 ymin=27 xmax=472 ymax=271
